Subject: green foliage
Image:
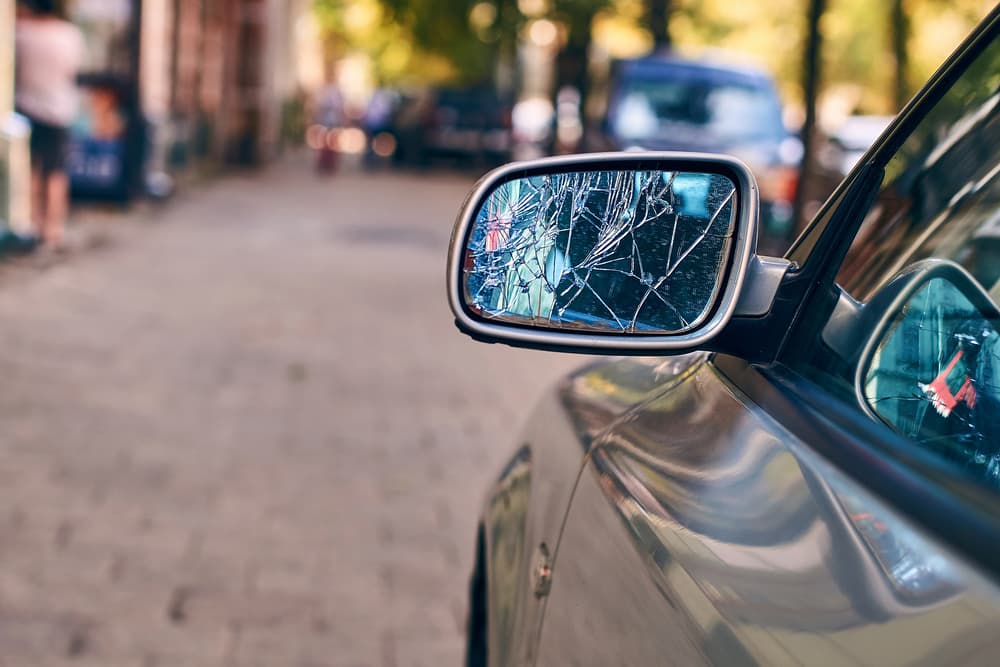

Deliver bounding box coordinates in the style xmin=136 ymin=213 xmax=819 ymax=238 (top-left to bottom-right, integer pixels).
xmin=551 ymin=0 xmax=612 ymax=45
xmin=666 ymin=0 xmax=992 ymax=114
xmin=312 ymin=0 xmax=611 ymax=87
xmin=314 ymin=0 xmax=508 ymax=86
xmin=314 ymin=0 xmax=994 ymax=113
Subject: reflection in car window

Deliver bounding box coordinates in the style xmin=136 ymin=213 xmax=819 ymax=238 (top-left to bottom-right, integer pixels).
xmin=791 ymin=35 xmax=1000 ymax=489
xmin=863 ymin=277 xmax=1000 ymax=483
xmin=837 ymin=39 xmax=1000 ymax=300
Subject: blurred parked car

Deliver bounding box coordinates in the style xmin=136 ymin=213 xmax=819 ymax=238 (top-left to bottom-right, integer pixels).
xmin=448 ymin=9 xmax=1000 ymax=666
xmin=826 ymin=114 xmax=895 ymax=176
xmin=390 ymin=86 xmax=513 ymax=167
xmin=510 ymin=96 xmax=555 ymax=161
xmin=587 ymin=53 xmax=802 ymax=253
xmin=361 ymin=88 xmax=403 ymax=166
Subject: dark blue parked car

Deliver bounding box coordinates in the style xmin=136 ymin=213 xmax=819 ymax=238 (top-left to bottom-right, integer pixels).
xmin=587 ymin=54 xmax=801 ymax=252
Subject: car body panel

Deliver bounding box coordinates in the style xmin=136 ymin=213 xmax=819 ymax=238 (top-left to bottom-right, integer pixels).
xmin=479 ymin=354 xmax=708 ymax=666
xmin=534 ymin=358 xmax=1000 ymax=665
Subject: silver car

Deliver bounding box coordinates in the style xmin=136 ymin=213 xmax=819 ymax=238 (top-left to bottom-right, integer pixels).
xmin=448 ymin=9 xmax=1000 ymax=666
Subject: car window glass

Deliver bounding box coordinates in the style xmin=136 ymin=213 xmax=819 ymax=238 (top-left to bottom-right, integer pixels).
xmin=612 ymin=79 xmax=783 ymax=144
xmin=863 ymin=276 xmax=1000 ymax=482
xmin=790 ymin=35 xmax=1000 ymax=489
xmin=836 ymin=39 xmax=1000 ymax=300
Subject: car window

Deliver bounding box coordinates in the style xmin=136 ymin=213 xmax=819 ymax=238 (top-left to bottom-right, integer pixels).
xmin=862 ymin=275 xmax=1000 ymax=475
xmin=611 ymin=78 xmax=784 ymax=144
xmin=789 ymin=34 xmax=1000 ymax=487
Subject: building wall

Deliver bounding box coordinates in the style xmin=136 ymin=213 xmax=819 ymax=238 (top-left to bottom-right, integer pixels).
xmin=0 ymin=0 xmax=24 ymax=231
xmin=141 ymin=0 xmax=172 ymax=118
xmin=218 ymin=0 xmax=308 ymax=165
xmin=0 ymin=0 xmax=12 ymax=117
xmin=140 ymin=0 xmax=305 ymax=172
xmin=3 ymin=0 xmax=308 ymax=209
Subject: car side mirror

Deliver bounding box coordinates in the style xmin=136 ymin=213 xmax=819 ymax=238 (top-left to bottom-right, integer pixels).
xmin=855 ymin=260 xmax=1000 ymax=457
xmin=447 ymin=153 xmax=785 ymax=353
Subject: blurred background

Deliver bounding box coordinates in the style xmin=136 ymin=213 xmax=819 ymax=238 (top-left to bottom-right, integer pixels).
xmin=0 ymin=1 xmax=995 ymax=665
xmin=0 ymin=0 xmax=994 ymax=247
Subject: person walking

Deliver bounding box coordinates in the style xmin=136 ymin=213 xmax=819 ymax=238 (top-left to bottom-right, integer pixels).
xmin=313 ymin=82 xmax=343 ymax=175
xmin=14 ymin=0 xmax=84 ymax=249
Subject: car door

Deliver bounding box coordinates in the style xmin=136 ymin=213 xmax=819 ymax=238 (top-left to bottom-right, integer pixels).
xmin=535 ymin=356 xmax=1000 ymax=665
xmin=534 ymin=12 xmax=1000 ymax=666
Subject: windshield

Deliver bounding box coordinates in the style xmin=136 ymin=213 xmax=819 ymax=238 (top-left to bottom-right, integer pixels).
xmin=611 ymin=78 xmax=785 ymax=145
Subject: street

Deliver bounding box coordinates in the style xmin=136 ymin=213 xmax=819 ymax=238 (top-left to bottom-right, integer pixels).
xmin=0 ymin=157 xmax=580 ymax=666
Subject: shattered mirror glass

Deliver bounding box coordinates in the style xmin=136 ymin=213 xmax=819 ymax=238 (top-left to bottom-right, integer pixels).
xmin=863 ymin=278 xmax=1000 ymax=484
xmin=461 ymin=170 xmax=738 ymax=334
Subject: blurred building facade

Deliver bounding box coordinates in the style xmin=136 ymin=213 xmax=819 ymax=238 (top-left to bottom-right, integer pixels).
xmin=0 ymin=0 xmax=311 ymax=207
xmin=0 ymin=0 xmax=20 ymax=231
xmin=140 ymin=0 xmax=310 ymax=180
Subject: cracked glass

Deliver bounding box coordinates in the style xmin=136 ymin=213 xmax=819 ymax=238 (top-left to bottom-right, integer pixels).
xmin=461 ymin=170 xmax=737 ymax=334
xmin=863 ymin=278 xmax=1000 ymax=484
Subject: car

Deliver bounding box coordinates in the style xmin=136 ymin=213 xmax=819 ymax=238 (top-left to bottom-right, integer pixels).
xmin=447 ymin=9 xmax=1000 ymax=666
xmin=585 ymin=53 xmax=802 ymax=254
xmin=390 ymin=86 xmax=513 ymax=167
xmin=826 ymin=114 xmax=895 ymax=176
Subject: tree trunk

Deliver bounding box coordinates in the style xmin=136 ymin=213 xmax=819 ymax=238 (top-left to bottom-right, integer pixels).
xmin=556 ymin=39 xmax=589 ymax=98
xmin=645 ymin=0 xmax=672 ymax=50
xmin=792 ymin=0 xmax=826 ymax=235
xmin=494 ymin=0 xmax=519 ymax=96
xmin=555 ymin=8 xmax=596 ymax=115
xmin=890 ymin=0 xmax=910 ymax=110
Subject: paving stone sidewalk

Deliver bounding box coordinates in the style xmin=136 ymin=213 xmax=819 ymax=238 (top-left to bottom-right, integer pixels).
xmin=0 ymin=159 xmax=580 ymax=666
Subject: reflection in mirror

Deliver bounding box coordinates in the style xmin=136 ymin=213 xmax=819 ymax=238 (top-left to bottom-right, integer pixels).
xmin=863 ymin=277 xmax=1000 ymax=482
xmin=461 ymin=170 xmax=738 ymax=334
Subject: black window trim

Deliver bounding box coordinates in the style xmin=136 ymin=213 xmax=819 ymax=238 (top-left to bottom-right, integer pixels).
xmin=738 ymin=10 xmax=1000 ymax=572
xmin=786 ymin=6 xmax=1000 ymax=276
xmin=716 ymin=354 xmax=1000 ymax=581
xmin=764 ymin=8 xmax=1000 ymax=370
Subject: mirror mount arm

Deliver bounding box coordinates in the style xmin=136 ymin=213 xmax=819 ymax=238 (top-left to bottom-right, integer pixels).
xmin=733 ymin=255 xmax=794 ymax=317
xmin=704 ymin=255 xmax=797 ymax=364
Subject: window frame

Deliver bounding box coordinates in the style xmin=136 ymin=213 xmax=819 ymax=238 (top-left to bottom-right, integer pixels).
xmin=785 ymin=8 xmax=1000 ymax=277
xmin=716 ymin=353 xmax=1000 ymax=581
xmin=720 ymin=9 xmax=1000 ymax=577
xmin=771 ymin=9 xmax=1000 ymax=380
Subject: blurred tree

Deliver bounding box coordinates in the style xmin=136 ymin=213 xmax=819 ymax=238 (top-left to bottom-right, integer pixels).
xmin=552 ymin=0 xmax=681 ymax=114
xmin=890 ymin=0 xmax=910 ymax=110
xmin=643 ymin=0 xmax=672 ymax=48
xmin=666 ymin=0 xmax=803 ymax=104
xmin=312 ymin=0 xmax=993 ymax=119
xmin=792 ymin=0 xmax=826 ymax=232
xmin=551 ymin=0 xmax=609 ymax=104
xmin=314 ymin=0 xmax=521 ymax=87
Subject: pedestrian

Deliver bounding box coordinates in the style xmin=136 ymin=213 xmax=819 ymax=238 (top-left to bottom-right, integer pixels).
xmin=313 ymin=82 xmax=343 ymax=175
xmin=14 ymin=0 xmax=85 ymax=249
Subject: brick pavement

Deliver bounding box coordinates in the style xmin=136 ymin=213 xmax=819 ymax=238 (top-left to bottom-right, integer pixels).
xmin=0 ymin=158 xmax=581 ymax=666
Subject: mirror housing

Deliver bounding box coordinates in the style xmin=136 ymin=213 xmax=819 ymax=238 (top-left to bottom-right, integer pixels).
xmin=447 ymin=152 xmax=784 ymax=353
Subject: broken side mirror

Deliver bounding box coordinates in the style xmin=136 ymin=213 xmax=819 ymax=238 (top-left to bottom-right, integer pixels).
xmin=446 ymin=153 xmax=780 ymax=353
xmin=856 ymin=260 xmax=1000 ymax=476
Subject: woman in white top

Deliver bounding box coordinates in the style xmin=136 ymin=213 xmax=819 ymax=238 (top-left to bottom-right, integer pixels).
xmin=15 ymin=0 xmax=85 ymax=248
